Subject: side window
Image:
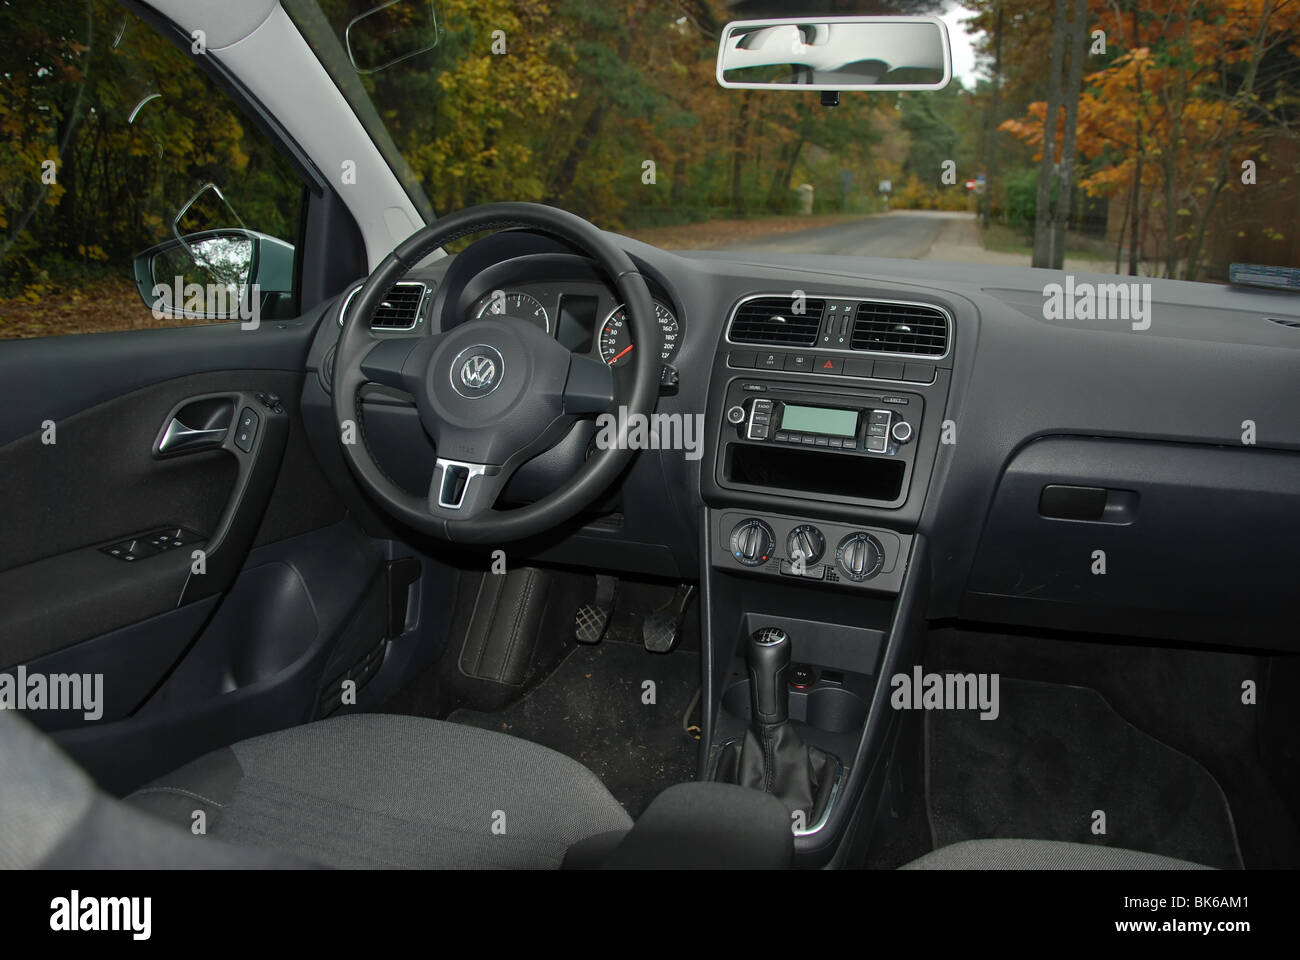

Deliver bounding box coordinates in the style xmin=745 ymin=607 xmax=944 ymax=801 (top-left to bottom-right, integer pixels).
xmin=0 ymin=1 xmax=304 ymax=340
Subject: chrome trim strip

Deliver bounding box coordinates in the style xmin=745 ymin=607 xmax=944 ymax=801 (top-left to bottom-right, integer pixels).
xmin=337 ymin=280 xmax=427 ymax=330
xmin=433 ymin=458 xmax=499 ymax=510
xmin=724 ymin=292 xmax=952 ymax=363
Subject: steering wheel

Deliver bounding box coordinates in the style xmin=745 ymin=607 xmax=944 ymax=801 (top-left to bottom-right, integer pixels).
xmin=332 ymin=202 xmax=661 ymax=544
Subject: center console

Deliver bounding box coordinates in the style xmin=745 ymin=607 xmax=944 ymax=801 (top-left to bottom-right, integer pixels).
xmin=696 ymin=290 xmax=956 ymax=866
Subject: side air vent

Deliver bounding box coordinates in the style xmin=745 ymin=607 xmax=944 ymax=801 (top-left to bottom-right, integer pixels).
xmin=729 ymin=296 xmax=825 ymax=346
xmin=851 ymin=301 xmax=948 ymax=356
xmin=1267 ymin=317 xmax=1300 ymax=329
xmin=338 ymin=281 xmax=428 ymax=330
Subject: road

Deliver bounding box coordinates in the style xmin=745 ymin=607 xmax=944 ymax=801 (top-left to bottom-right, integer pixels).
xmin=731 ymin=209 xmax=973 ymax=258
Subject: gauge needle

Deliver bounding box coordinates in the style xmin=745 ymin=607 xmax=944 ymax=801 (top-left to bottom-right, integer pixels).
xmin=609 ymin=344 xmax=634 ymax=363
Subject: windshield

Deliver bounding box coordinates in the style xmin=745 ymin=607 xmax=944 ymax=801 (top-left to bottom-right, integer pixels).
xmin=299 ymin=1 xmax=1300 ymax=284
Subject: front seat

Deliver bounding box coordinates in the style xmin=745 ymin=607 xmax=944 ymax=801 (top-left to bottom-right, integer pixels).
xmin=1 ymin=711 xmax=632 ymax=869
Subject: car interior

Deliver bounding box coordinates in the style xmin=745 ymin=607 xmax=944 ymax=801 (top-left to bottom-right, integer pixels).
xmin=1 ymin=0 xmax=1298 ymax=874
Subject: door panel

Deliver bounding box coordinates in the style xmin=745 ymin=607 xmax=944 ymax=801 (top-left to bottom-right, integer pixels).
xmin=0 ymin=365 xmax=301 ymax=659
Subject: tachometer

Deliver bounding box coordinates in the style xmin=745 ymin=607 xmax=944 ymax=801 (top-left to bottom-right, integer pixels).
xmin=473 ymin=290 xmax=551 ymax=334
xmin=599 ymin=301 xmax=679 ymax=367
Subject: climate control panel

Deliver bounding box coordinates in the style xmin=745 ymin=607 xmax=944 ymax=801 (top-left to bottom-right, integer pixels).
xmin=712 ymin=509 xmax=910 ymax=595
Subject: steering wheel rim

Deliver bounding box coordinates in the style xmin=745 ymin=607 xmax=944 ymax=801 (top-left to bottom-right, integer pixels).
xmin=332 ymin=202 xmax=661 ymax=544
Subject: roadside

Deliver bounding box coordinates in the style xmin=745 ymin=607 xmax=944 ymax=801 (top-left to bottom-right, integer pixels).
xmin=623 ymin=213 xmax=873 ymax=251
xmin=0 ymin=278 xmax=165 ymax=340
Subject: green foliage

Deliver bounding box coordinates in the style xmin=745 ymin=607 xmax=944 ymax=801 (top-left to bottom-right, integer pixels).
xmin=1 ymin=0 xmax=301 ymax=295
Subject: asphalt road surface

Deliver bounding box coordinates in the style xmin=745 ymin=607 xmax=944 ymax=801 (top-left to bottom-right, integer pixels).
xmin=732 ymin=210 xmax=969 ymax=258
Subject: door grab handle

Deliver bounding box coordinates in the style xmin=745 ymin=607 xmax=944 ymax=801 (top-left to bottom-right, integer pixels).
xmin=158 ymin=417 xmax=228 ymax=455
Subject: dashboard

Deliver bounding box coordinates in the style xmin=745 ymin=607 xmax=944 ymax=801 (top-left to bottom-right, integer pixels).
xmin=303 ymin=227 xmax=1300 ymax=652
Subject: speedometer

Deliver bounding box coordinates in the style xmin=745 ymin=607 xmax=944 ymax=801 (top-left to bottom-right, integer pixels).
xmin=473 ymin=290 xmax=551 ymax=334
xmin=599 ymin=302 xmax=679 ymax=368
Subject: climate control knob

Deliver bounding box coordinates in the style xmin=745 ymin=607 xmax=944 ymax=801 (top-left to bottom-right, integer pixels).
xmin=836 ymin=532 xmax=885 ymax=581
xmin=786 ymin=524 xmax=826 ymax=566
xmin=729 ymin=519 xmax=775 ymax=567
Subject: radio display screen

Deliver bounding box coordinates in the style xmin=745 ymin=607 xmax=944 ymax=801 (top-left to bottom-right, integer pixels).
xmin=778 ymin=403 xmax=859 ymax=438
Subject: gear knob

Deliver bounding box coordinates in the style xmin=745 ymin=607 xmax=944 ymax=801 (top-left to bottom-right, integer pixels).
xmin=748 ymin=627 xmax=791 ymax=727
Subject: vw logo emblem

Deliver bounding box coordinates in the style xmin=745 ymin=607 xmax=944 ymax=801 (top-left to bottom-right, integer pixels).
xmin=462 ymin=355 xmax=496 ymax=389
xmin=450 ymin=345 xmax=505 ymax=398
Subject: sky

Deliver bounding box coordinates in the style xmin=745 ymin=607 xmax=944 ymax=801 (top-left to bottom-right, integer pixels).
xmin=940 ymin=2 xmax=982 ymax=89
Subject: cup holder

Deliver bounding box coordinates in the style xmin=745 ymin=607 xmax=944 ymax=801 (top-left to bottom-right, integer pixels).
xmin=722 ymin=671 xmax=869 ymax=734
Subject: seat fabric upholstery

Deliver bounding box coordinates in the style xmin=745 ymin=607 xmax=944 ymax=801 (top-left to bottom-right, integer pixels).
xmin=126 ymin=713 xmax=633 ymax=869
xmin=902 ymin=838 xmax=1212 ymax=870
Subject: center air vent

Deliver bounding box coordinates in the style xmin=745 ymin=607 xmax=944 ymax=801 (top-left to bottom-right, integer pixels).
xmin=851 ymin=301 xmax=948 ymax=356
xmin=729 ymin=296 xmax=825 ymax=346
xmin=338 ymin=281 xmax=427 ymax=330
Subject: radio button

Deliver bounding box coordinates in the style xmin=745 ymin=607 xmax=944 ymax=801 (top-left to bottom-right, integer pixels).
xmin=868 ymin=410 xmax=892 ymax=425
xmin=774 ymin=432 xmax=789 ymax=442
xmin=867 ymin=422 xmax=888 ymax=438
xmin=801 ymin=436 xmax=816 ymax=445
xmin=866 ymin=437 xmax=888 ymax=453
xmin=815 ymin=436 xmax=830 ymax=447
xmin=828 ymin=438 xmax=843 ymax=448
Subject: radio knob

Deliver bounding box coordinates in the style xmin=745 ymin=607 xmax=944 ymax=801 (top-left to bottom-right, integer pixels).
xmin=729 ymin=518 xmax=775 ymax=567
xmin=786 ymin=524 xmax=826 ymax=566
xmin=836 ymin=532 xmax=884 ymax=581
xmin=726 ymin=405 xmax=746 ymax=425
xmin=891 ymin=420 xmax=913 ymax=444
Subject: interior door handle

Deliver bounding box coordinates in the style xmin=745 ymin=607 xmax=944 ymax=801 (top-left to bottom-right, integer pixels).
xmin=154 ymin=396 xmax=234 ymax=458
xmin=158 ymin=417 xmax=228 ymax=455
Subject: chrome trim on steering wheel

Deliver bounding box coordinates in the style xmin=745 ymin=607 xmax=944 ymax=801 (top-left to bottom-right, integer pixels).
xmin=435 ymin=458 xmax=500 ymax=509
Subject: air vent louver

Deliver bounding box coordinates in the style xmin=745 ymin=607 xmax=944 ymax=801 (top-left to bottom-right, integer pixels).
xmin=339 ymin=281 xmax=426 ymax=329
xmin=851 ymin=301 xmax=947 ymax=356
xmin=729 ymin=297 xmax=825 ymax=346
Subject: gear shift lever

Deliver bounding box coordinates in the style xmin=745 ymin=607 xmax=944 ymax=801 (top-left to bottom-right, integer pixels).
xmin=748 ymin=627 xmax=791 ymax=728
xmin=715 ymin=626 xmax=833 ymax=820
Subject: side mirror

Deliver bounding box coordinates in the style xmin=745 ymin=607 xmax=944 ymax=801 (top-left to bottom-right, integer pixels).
xmin=132 ymin=229 xmax=295 ymax=321
xmin=716 ymin=16 xmax=951 ymax=92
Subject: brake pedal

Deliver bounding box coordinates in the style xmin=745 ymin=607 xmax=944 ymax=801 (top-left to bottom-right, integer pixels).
xmin=574 ymin=575 xmax=618 ymax=644
xmin=642 ymin=583 xmax=696 ymax=654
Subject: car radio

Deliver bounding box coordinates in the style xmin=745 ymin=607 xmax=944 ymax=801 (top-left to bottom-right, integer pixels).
xmin=724 ymin=388 xmax=917 ymax=456
xmin=717 ymin=380 xmax=925 ymax=508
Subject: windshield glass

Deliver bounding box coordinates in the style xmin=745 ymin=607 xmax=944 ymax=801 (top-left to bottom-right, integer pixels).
xmin=293 ymin=0 xmax=1300 ymax=285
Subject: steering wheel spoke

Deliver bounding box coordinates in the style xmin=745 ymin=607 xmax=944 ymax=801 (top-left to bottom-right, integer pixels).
xmin=564 ymin=353 xmax=616 ymax=414
xmin=360 ymin=332 xmax=437 ymax=393
xmin=429 ymin=457 xmax=509 ymax=520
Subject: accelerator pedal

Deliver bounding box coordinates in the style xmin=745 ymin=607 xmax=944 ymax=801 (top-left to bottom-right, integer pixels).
xmin=642 ymin=583 xmax=696 ymax=654
xmin=574 ymin=574 xmax=619 ymax=645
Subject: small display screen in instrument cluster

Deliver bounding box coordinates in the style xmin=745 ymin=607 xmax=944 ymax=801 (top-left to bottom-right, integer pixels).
xmin=557 ymin=295 xmax=599 ymax=352
xmin=779 ymin=404 xmax=859 ymax=438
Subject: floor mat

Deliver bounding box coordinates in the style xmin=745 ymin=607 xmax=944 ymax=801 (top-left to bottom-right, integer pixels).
xmin=449 ymin=641 xmax=700 ymax=819
xmin=926 ymin=678 xmax=1243 ymax=869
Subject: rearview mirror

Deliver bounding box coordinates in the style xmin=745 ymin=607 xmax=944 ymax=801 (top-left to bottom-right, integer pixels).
xmin=716 ymin=16 xmax=951 ymax=91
